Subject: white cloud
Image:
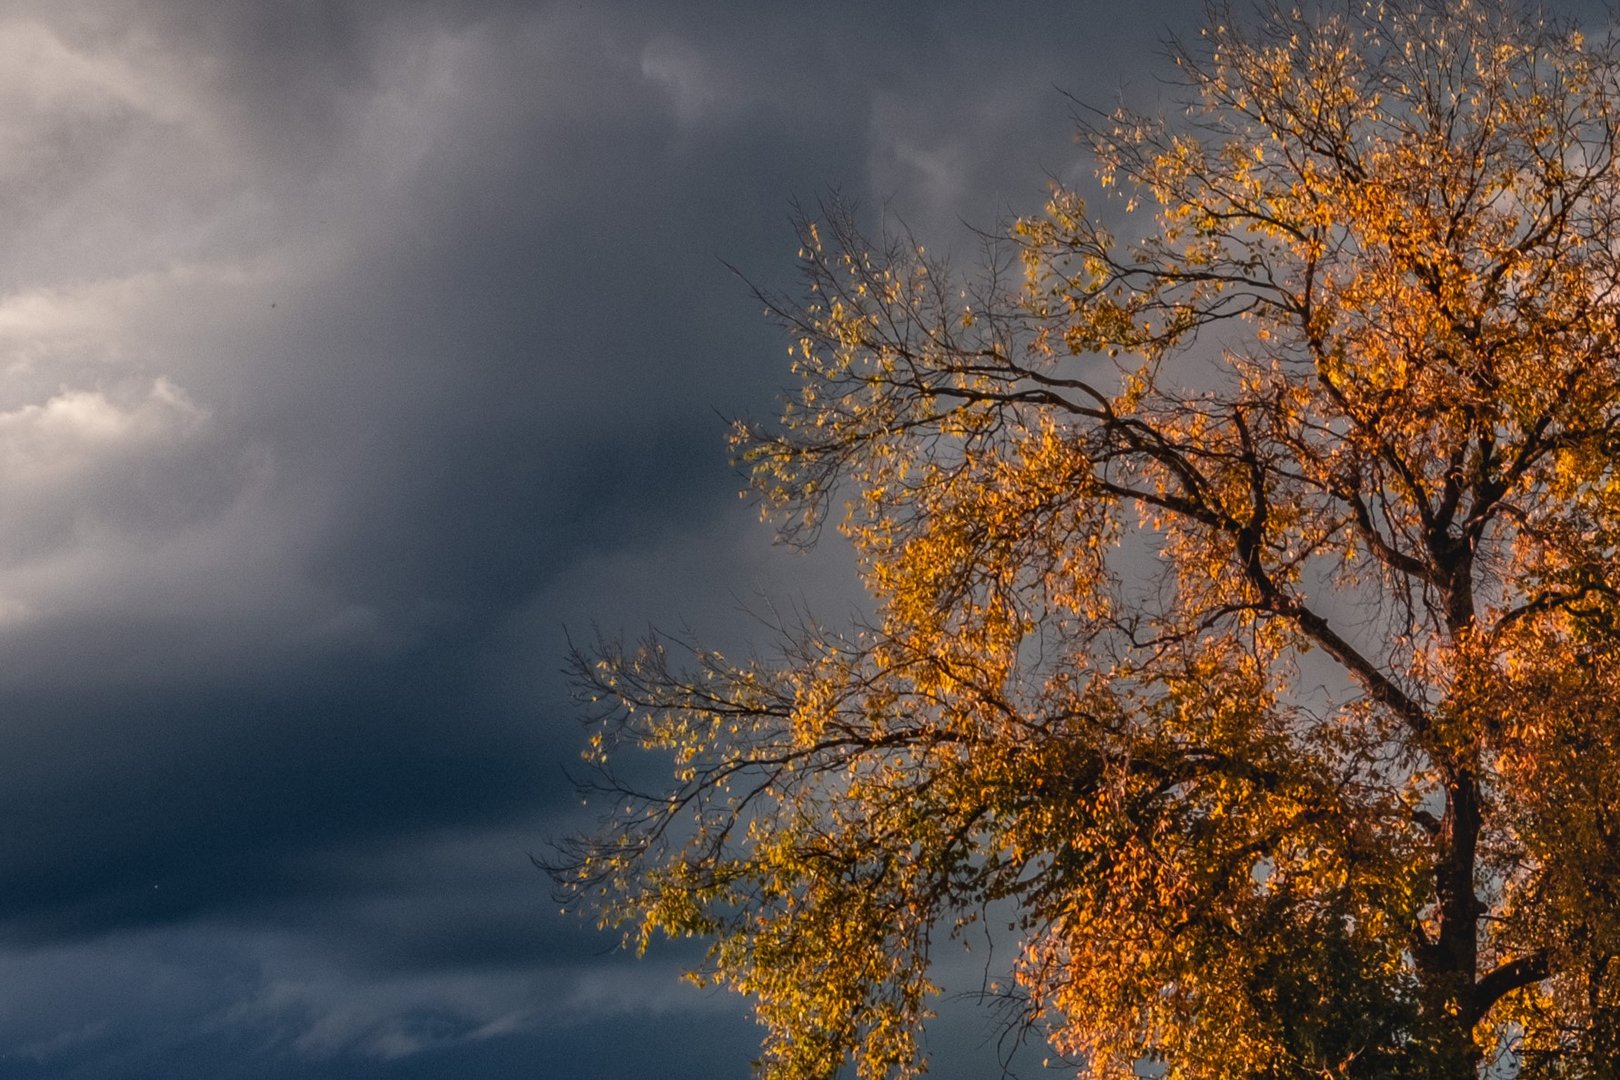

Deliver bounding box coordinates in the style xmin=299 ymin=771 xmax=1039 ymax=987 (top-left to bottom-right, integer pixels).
xmin=0 ymin=8 xmax=494 ymax=647
xmin=0 ymin=379 xmax=205 ymax=479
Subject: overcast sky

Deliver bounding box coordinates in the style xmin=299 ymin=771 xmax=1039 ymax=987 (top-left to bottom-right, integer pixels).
xmin=1 ymin=2 xmax=1601 ymax=1078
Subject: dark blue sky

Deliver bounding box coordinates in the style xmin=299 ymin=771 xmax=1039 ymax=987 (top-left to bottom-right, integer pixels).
xmin=0 ymin=2 xmax=1599 ymax=1077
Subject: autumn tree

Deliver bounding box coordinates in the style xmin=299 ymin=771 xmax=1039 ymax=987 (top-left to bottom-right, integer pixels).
xmin=551 ymin=2 xmax=1620 ymax=1077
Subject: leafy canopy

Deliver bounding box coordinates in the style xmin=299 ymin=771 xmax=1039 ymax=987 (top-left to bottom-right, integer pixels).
xmin=553 ymin=2 xmax=1620 ymax=1077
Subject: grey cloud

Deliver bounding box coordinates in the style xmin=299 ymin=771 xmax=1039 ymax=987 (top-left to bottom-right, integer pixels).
xmin=0 ymin=1 xmax=1217 ymax=1076
xmin=0 ymin=917 xmax=756 ymax=1079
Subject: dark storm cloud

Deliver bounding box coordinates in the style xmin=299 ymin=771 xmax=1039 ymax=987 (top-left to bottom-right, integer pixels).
xmin=0 ymin=1 xmax=1194 ymax=1076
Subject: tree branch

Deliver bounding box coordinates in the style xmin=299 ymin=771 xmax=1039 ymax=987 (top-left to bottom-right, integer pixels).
xmin=1472 ymin=950 xmax=1552 ymax=1025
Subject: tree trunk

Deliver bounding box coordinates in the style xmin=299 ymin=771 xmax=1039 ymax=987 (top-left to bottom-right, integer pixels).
xmin=1415 ymin=769 xmax=1484 ymax=1078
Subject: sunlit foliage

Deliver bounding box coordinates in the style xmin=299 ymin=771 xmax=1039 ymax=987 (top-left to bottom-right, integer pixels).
xmin=551 ymin=2 xmax=1620 ymax=1076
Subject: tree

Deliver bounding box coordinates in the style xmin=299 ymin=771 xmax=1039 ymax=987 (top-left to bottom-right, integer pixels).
xmin=551 ymin=2 xmax=1620 ymax=1077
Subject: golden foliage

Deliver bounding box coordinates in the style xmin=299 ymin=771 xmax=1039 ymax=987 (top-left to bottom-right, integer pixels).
xmin=551 ymin=3 xmax=1620 ymax=1077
